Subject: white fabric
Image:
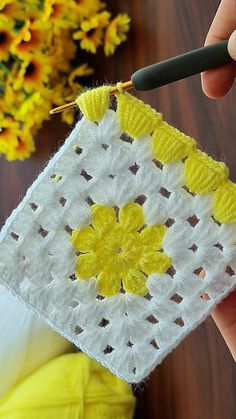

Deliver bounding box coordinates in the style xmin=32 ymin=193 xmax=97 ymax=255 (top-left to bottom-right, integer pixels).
xmin=0 ymin=109 xmax=236 ymax=383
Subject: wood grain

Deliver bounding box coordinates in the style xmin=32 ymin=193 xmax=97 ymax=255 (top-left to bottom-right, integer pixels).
xmin=1 ymin=1 xmax=236 ymax=417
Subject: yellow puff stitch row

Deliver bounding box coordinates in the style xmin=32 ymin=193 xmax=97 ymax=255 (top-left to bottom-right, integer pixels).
xmin=76 ymin=86 xmax=236 ymax=224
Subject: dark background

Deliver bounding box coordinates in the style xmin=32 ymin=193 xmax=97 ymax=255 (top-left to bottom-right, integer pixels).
xmin=0 ymin=1 xmax=236 ymax=418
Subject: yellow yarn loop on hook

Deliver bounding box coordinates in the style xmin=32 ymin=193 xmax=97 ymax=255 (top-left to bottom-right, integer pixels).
xmin=76 ymin=86 xmax=111 ymax=122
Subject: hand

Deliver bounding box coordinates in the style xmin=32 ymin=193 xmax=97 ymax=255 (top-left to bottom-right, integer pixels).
xmin=201 ymin=0 xmax=236 ymax=98
xmin=211 ymin=290 xmax=236 ymax=361
xmin=200 ymin=269 xmax=236 ymax=361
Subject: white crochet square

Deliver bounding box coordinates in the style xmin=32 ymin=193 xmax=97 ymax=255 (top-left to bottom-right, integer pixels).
xmin=0 ymin=109 xmax=236 ymax=383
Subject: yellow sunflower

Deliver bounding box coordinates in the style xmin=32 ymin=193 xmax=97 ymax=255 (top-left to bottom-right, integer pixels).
xmin=0 ymin=0 xmax=14 ymax=11
xmin=0 ymin=1 xmax=25 ymax=24
xmin=73 ymin=0 xmax=105 ymax=21
xmin=0 ymin=18 xmax=14 ymax=61
xmin=43 ymin=0 xmax=77 ymax=31
xmin=10 ymin=20 xmax=44 ymax=58
xmin=73 ymin=11 xmax=110 ymax=53
xmin=0 ymin=117 xmax=19 ymax=154
xmin=104 ymin=14 xmax=130 ymax=56
xmin=16 ymin=91 xmax=43 ymax=120
xmin=4 ymin=125 xmax=36 ymax=161
xmin=71 ymin=203 xmax=172 ymax=297
xmin=13 ymin=54 xmax=52 ymax=93
xmin=47 ymin=31 xmax=76 ymax=73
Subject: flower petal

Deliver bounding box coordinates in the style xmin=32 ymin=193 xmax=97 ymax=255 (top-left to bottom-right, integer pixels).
xmin=119 ymin=203 xmax=145 ymax=232
xmin=71 ymin=226 xmax=98 ymax=252
xmin=97 ymin=270 xmax=121 ymax=296
xmin=91 ymin=204 xmax=116 ymax=232
xmin=119 ymin=248 xmax=143 ymax=275
xmin=140 ymin=225 xmax=167 ymax=250
xmin=123 ymin=269 xmax=147 ymax=295
xmin=75 ymin=254 xmax=101 ymax=279
xmin=139 ymin=251 xmax=172 ymax=275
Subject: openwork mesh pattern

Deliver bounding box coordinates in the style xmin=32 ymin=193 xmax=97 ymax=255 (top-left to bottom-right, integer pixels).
xmin=0 ymin=92 xmax=236 ymax=383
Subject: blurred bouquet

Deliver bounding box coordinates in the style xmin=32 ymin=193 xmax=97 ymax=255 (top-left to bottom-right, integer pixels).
xmin=0 ymin=0 xmax=130 ymax=161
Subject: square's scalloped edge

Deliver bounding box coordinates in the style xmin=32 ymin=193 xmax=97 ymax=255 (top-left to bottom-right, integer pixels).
xmin=0 ymin=267 xmax=235 ymax=384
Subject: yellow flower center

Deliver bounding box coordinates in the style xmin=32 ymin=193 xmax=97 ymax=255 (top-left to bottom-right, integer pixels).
xmin=0 ymin=30 xmax=11 ymax=50
xmin=71 ymin=203 xmax=172 ymax=297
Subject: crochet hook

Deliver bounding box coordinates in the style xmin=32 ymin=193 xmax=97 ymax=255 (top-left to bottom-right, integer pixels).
xmin=50 ymin=40 xmax=232 ymax=114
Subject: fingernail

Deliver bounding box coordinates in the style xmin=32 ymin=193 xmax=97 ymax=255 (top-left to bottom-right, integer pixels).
xmin=228 ymin=30 xmax=236 ymax=60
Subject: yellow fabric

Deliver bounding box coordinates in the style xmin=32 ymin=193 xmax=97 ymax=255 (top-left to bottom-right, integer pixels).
xmin=116 ymin=92 xmax=162 ymax=138
xmin=152 ymin=121 xmax=196 ymax=163
xmin=71 ymin=203 xmax=171 ymax=296
xmin=184 ymin=149 xmax=229 ymax=194
xmin=76 ymin=86 xmax=111 ymax=122
xmin=0 ymin=353 xmax=136 ymax=419
xmin=76 ymin=86 xmax=235 ymax=227
xmin=213 ymin=180 xmax=236 ymax=223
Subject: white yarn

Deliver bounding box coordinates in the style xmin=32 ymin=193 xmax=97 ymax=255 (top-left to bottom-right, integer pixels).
xmin=0 ymin=109 xmax=236 ymax=383
xmin=0 ymin=285 xmax=72 ymax=398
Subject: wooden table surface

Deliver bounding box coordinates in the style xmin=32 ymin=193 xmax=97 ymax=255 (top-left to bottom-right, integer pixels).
xmin=1 ymin=0 xmax=236 ymax=417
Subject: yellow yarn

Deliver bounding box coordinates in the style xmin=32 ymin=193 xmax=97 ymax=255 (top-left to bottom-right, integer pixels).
xmin=76 ymin=86 xmax=111 ymax=122
xmin=0 ymin=353 xmax=135 ymax=419
xmin=75 ymin=86 xmax=235 ymax=224
xmin=152 ymin=121 xmax=196 ymax=163
xmin=116 ymin=92 xmax=162 ymax=139
xmin=71 ymin=203 xmax=171 ymax=296
xmin=213 ymin=180 xmax=236 ymax=223
xmin=184 ymin=149 xmax=229 ymax=194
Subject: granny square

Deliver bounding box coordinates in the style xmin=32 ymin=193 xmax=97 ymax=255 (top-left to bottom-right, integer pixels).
xmin=0 ymin=86 xmax=236 ymax=383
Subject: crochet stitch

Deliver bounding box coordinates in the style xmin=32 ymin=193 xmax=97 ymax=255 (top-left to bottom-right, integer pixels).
xmin=0 ymin=86 xmax=236 ymax=383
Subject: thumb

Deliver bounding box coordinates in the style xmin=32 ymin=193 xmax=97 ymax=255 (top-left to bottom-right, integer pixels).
xmin=228 ymin=29 xmax=236 ymax=60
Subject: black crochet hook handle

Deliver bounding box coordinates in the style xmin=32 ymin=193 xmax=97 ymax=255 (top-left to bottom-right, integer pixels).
xmin=131 ymin=40 xmax=232 ymax=91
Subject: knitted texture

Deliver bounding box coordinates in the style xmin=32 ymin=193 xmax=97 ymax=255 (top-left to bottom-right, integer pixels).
xmin=0 ymin=87 xmax=236 ymax=384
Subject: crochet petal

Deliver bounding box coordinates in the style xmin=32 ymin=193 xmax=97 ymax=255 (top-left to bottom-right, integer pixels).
xmin=123 ymin=269 xmax=147 ymax=295
xmin=97 ymin=270 xmax=121 ymax=296
xmin=213 ymin=180 xmax=236 ymax=223
xmin=91 ymin=204 xmax=116 ymax=232
xmin=119 ymin=203 xmax=145 ymax=232
xmin=116 ymin=92 xmax=162 ymax=139
xmin=75 ymin=254 xmax=101 ymax=279
xmin=139 ymin=252 xmax=172 ymax=275
xmin=140 ymin=225 xmax=167 ymax=250
xmin=121 ymin=231 xmax=141 ymax=252
xmin=184 ymin=149 xmax=229 ymax=194
xmin=71 ymin=227 xmax=98 ymax=252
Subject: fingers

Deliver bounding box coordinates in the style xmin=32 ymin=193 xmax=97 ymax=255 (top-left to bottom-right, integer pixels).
xmin=204 ymin=0 xmax=236 ymax=45
xmin=200 ymin=269 xmax=236 ymax=360
xmin=201 ymin=62 xmax=236 ymax=98
xmin=228 ymin=29 xmax=236 ymax=59
xmin=211 ymin=290 xmax=236 ymax=361
xmin=201 ymin=0 xmax=236 ymax=98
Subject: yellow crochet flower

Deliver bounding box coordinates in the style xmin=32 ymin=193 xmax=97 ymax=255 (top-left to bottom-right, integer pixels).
xmin=71 ymin=203 xmax=172 ymax=297
xmin=104 ymin=13 xmax=130 ymax=56
xmin=73 ymin=11 xmax=110 ymax=53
